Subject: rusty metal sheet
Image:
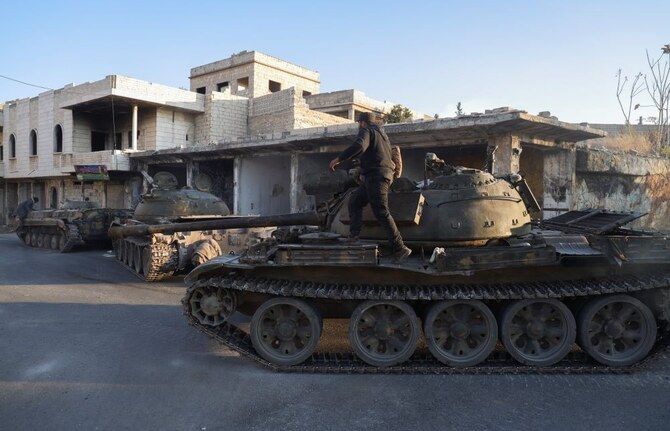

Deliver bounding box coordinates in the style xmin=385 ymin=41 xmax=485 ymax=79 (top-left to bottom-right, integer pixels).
xmin=275 ymin=244 xmax=378 ymax=265
xmin=542 ymin=209 xmax=646 ymax=234
xmin=541 ymin=234 xmax=603 ymax=256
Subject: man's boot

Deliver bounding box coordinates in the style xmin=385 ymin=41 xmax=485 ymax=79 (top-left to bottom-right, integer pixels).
xmin=392 ymin=245 xmax=412 ymax=263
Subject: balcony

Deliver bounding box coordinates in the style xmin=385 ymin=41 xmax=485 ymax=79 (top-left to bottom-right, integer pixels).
xmin=69 ymin=150 xmax=131 ymax=172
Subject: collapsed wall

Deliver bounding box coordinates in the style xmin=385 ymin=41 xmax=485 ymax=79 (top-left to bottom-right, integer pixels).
xmin=575 ymin=148 xmax=670 ymax=231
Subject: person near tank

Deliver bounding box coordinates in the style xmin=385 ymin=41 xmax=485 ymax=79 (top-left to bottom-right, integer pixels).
xmin=14 ymin=197 xmax=39 ymax=228
xmin=328 ymin=112 xmax=411 ymax=263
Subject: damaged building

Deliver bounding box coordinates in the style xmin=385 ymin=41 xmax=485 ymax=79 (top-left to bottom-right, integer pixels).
xmin=1 ymin=51 xmax=668 ymax=232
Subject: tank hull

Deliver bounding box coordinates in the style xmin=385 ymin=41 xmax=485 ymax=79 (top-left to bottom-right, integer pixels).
xmin=183 ymin=226 xmax=670 ymax=372
xmin=112 ymin=223 xmax=274 ymax=281
xmin=17 ymin=208 xmax=132 ymax=252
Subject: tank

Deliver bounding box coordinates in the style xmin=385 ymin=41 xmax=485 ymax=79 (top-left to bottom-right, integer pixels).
xmin=16 ymin=200 xmax=132 ymax=252
xmin=110 ymin=172 xmax=278 ymax=281
xmin=181 ymin=153 xmax=670 ymax=372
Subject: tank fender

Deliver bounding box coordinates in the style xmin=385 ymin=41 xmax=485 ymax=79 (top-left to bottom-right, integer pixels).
xmin=184 ymin=254 xmax=239 ymax=285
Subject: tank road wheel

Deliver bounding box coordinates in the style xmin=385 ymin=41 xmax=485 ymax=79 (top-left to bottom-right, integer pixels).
xmin=578 ymin=295 xmax=657 ymax=366
xmin=349 ymin=301 xmax=420 ymax=367
xmin=121 ymin=241 xmax=130 ymax=265
xmin=141 ymin=246 xmax=152 ymax=277
xmin=42 ymin=234 xmax=52 ymax=249
xmin=58 ymin=234 xmax=67 ymax=251
xmin=126 ymin=243 xmax=135 ymax=267
xmin=50 ymin=235 xmax=59 ymax=250
xmin=23 ymin=230 xmax=32 ymax=246
xmin=501 ymin=299 xmax=576 ymax=366
xmin=133 ymin=245 xmax=143 ymax=273
xmin=36 ymin=233 xmax=45 ymax=248
xmin=30 ymin=231 xmax=39 ymax=248
xmin=250 ymin=298 xmax=322 ymax=366
xmin=424 ymin=300 xmax=498 ymax=367
xmin=189 ymin=286 xmax=238 ymax=327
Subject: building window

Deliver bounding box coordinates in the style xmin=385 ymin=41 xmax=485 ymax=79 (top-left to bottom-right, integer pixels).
xmin=29 ymin=129 xmax=38 ymax=156
xmin=53 ymin=124 xmax=63 ymax=153
xmin=237 ymin=77 xmax=249 ymax=92
xmin=0 ymin=143 xmax=3 ymax=161
xmin=269 ymin=80 xmax=281 ymax=93
xmin=196 ymin=87 xmax=206 ymax=94
xmin=216 ymin=82 xmax=229 ymax=92
xmin=302 ymin=90 xmax=312 ymax=98
xmin=9 ymin=134 xmax=16 ymax=158
xmin=114 ymin=133 xmax=122 ymax=150
xmin=91 ymin=131 xmax=106 ymax=152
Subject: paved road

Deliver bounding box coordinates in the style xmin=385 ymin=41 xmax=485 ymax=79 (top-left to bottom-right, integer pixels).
xmin=0 ymin=233 xmax=669 ymax=431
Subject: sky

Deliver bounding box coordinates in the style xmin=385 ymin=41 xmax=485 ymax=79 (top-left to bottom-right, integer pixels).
xmin=1 ymin=0 xmax=669 ymax=123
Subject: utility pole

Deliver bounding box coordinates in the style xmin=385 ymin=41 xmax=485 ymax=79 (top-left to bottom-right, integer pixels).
xmin=663 ymin=44 xmax=670 ymax=149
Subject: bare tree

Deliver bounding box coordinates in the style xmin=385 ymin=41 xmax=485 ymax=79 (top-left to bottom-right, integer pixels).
xmin=644 ymin=48 xmax=670 ymax=148
xmin=455 ymin=102 xmax=464 ymax=116
xmin=615 ymin=69 xmax=645 ymax=127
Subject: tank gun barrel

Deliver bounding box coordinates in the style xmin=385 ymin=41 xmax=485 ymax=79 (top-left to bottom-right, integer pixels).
xmin=108 ymin=212 xmax=321 ymax=239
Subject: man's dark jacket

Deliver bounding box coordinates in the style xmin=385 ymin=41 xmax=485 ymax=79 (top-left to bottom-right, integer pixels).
xmin=15 ymin=199 xmax=35 ymax=219
xmin=338 ymin=124 xmax=394 ymax=178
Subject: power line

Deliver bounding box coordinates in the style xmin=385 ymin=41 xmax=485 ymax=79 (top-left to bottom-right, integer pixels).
xmin=0 ymin=74 xmax=53 ymax=91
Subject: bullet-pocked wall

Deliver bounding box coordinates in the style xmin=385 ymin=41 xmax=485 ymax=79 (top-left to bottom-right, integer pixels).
xmin=236 ymin=154 xmax=291 ymax=215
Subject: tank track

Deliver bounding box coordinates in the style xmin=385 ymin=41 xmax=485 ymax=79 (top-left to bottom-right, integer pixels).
xmin=113 ymin=238 xmax=178 ymax=281
xmin=60 ymin=224 xmax=85 ymax=253
xmin=183 ymin=273 xmax=670 ymax=374
xmin=142 ymin=242 xmax=178 ymax=282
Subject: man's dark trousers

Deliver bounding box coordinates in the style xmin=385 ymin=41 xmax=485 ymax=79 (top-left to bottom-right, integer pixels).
xmin=348 ymin=172 xmax=404 ymax=252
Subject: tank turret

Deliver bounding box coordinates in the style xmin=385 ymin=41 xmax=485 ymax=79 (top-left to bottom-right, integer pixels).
xmin=327 ymin=153 xmax=535 ymax=246
xmin=133 ymin=172 xmax=231 ymax=224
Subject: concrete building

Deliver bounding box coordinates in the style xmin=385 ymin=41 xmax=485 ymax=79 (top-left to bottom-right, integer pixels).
xmin=0 ymin=51 xmax=360 ymax=221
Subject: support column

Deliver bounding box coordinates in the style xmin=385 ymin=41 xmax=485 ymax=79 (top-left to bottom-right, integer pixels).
xmin=233 ymin=156 xmax=241 ymax=214
xmin=487 ymin=133 xmax=522 ymax=177
xmin=131 ymin=105 xmax=138 ymax=151
xmin=186 ymin=160 xmax=196 ymax=188
xmin=542 ymin=146 xmax=576 ymax=219
xmin=289 ymin=153 xmax=300 ymax=213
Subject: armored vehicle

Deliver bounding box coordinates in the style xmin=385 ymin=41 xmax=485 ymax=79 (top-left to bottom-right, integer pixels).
xmin=17 ymin=200 xmax=132 ymax=252
xmin=109 ymin=172 xmax=275 ymax=281
xmin=181 ymin=153 xmax=670 ymax=373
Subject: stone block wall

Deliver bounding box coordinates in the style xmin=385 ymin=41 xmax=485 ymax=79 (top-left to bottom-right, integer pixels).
xmin=1 ymin=90 xmax=73 ymax=179
xmin=154 ymin=107 xmax=196 ymax=150
xmin=248 ymin=88 xmax=350 ymax=136
xmin=197 ymin=91 xmax=249 ymax=145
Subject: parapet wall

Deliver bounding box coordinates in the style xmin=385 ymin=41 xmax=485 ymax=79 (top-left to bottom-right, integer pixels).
xmin=248 ymin=88 xmax=350 ymax=136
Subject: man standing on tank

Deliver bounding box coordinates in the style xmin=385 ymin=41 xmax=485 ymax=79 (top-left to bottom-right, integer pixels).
xmin=14 ymin=197 xmax=38 ymax=227
xmin=329 ymin=112 xmax=411 ymax=263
